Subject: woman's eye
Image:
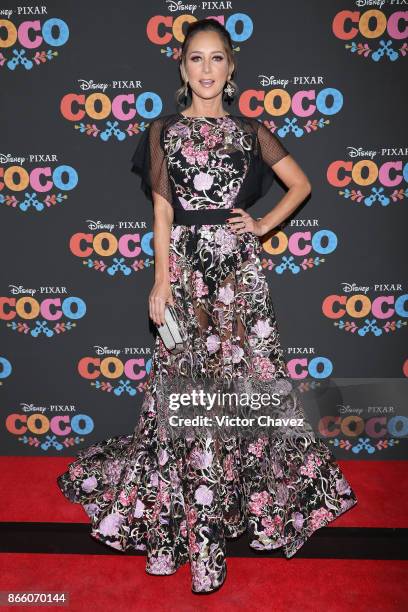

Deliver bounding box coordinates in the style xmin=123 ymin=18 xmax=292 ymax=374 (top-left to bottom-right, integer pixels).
xmin=190 ymin=56 xmax=224 ymax=62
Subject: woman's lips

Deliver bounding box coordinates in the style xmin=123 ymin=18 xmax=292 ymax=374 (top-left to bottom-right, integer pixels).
xmin=200 ymin=80 xmax=215 ymax=88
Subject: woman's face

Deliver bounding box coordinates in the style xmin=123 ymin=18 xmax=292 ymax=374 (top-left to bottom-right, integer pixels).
xmin=183 ymin=30 xmax=232 ymax=102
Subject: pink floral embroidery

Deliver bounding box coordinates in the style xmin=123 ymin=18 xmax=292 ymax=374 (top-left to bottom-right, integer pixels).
xmin=206 ymin=334 xmax=221 ymax=354
xmin=194 ymin=485 xmax=214 ymax=506
xmin=253 ymin=356 xmax=276 ymax=381
xmin=300 ymin=453 xmax=323 ymax=479
xmin=194 ymin=172 xmax=214 ymax=191
xmin=309 ymin=507 xmax=334 ymax=530
xmin=192 ymin=269 xmax=209 ymax=298
xmin=248 ymin=490 xmax=272 ymax=516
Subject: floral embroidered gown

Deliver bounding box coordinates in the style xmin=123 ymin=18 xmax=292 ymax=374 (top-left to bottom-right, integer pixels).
xmin=57 ymin=113 xmax=358 ymax=593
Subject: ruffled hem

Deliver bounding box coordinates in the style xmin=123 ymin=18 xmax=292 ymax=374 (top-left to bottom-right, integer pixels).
xmin=57 ymin=441 xmax=358 ymax=593
xmin=58 ymin=475 xmax=357 ymax=559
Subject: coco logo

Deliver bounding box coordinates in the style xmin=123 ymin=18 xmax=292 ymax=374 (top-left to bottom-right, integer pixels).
xmin=327 ymin=149 xmax=408 ymax=208
xmin=332 ymin=7 xmax=408 ymax=62
xmin=259 ymin=220 xmax=337 ymax=275
xmin=322 ymin=283 xmax=408 ymax=336
xmin=6 ymin=403 xmax=95 ymax=451
xmin=0 ymin=14 xmax=70 ymax=71
xmin=1 ymin=286 xmax=87 ymax=338
xmin=146 ymin=11 xmax=253 ymax=60
xmin=77 ymin=346 xmax=153 ymax=396
xmin=60 ymin=88 xmax=164 ymax=141
xmin=0 ymin=156 xmax=78 ymax=213
xmin=318 ymin=413 xmax=408 ymax=455
xmin=286 ymin=348 xmax=334 ymax=379
xmin=239 ymin=80 xmax=344 ymax=138
xmin=70 ymin=220 xmax=154 ymax=276
xmin=0 ymin=356 xmax=13 ymax=385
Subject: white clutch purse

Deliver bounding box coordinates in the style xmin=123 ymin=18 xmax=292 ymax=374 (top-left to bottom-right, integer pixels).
xmin=156 ymin=304 xmax=188 ymax=354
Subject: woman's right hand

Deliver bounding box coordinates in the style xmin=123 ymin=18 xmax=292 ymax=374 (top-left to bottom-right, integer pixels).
xmin=149 ymin=279 xmax=174 ymax=326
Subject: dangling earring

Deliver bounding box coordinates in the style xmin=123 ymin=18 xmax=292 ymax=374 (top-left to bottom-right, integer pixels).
xmin=183 ymin=80 xmax=189 ymax=102
xmin=224 ymin=79 xmax=235 ymax=98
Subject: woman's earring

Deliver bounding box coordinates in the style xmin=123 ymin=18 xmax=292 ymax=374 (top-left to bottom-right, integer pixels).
xmin=224 ymin=79 xmax=235 ymax=98
xmin=184 ymin=81 xmax=189 ymax=101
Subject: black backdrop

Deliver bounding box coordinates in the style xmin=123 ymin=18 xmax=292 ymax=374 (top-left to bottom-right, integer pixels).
xmin=1 ymin=1 xmax=407 ymax=458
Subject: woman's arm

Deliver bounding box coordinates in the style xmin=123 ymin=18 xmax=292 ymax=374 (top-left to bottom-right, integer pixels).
xmin=228 ymin=155 xmax=311 ymax=237
xmin=256 ymin=155 xmax=312 ymax=236
xmin=149 ymin=192 xmax=175 ymax=326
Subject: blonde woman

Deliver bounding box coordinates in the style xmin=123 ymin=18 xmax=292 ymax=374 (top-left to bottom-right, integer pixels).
xmin=57 ymin=18 xmax=357 ymax=594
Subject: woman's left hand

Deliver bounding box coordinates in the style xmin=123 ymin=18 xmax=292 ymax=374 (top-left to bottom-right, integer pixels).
xmin=227 ymin=208 xmax=264 ymax=236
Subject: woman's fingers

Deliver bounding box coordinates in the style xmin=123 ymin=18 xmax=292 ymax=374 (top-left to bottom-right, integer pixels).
xmin=228 ymin=210 xmax=253 ymax=235
xmin=149 ymin=296 xmax=161 ymax=326
xmin=228 ymin=210 xmax=249 ymax=224
xmin=156 ymin=297 xmax=166 ymax=326
xmin=150 ymin=293 xmax=172 ymax=326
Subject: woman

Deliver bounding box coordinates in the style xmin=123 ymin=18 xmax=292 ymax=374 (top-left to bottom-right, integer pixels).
xmin=57 ymin=19 xmax=358 ymax=594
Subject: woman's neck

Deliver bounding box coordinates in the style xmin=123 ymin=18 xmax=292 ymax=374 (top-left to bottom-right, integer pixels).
xmin=182 ymin=104 xmax=228 ymax=118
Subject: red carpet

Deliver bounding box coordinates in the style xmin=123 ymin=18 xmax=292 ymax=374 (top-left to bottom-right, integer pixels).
xmin=0 ymin=555 xmax=406 ymax=611
xmin=0 ymin=456 xmax=407 ymax=610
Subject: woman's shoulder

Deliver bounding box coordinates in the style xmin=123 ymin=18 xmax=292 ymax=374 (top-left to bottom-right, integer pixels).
xmin=143 ymin=114 xmax=181 ymax=140
xmin=148 ymin=113 xmax=180 ymax=127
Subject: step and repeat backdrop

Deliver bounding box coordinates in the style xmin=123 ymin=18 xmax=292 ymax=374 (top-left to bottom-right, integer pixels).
xmin=1 ymin=1 xmax=407 ymax=459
